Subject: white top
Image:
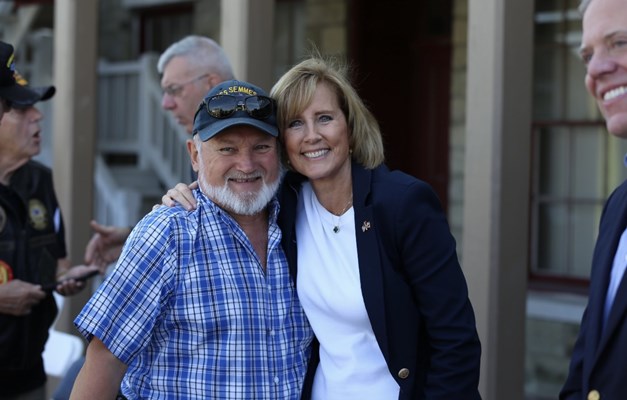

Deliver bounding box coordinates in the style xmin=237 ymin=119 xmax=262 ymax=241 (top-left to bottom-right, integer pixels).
xmin=296 ymin=182 xmax=399 ymax=400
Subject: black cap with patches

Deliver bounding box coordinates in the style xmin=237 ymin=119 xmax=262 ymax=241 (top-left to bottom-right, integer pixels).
xmin=0 ymin=41 xmax=55 ymax=108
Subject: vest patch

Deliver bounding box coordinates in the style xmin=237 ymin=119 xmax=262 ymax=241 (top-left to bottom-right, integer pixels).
xmin=0 ymin=260 xmax=13 ymax=283
xmin=28 ymin=199 xmax=48 ymax=231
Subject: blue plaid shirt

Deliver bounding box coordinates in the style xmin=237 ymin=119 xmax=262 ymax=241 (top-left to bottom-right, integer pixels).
xmin=75 ymin=189 xmax=313 ymax=399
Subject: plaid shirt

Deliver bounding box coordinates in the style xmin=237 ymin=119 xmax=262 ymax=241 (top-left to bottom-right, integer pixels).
xmin=75 ymin=189 xmax=313 ymax=399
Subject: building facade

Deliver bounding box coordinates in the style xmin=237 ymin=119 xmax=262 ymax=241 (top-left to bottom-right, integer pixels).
xmin=2 ymin=0 xmax=617 ymax=398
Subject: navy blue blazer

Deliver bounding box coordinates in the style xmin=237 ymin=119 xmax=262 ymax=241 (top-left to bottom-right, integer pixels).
xmin=561 ymin=180 xmax=627 ymax=400
xmin=278 ymin=161 xmax=481 ymax=400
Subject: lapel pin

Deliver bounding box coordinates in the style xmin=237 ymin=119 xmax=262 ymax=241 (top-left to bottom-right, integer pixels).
xmin=361 ymin=221 xmax=371 ymax=232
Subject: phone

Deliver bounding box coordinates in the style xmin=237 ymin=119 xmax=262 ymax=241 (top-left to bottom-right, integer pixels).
xmin=42 ymin=270 xmax=100 ymax=292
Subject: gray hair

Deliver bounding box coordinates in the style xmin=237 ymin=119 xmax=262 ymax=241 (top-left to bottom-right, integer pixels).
xmin=157 ymin=35 xmax=235 ymax=80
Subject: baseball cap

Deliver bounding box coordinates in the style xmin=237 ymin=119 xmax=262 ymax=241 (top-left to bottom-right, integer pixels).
xmin=193 ymin=80 xmax=278 ymax=141
xmin=0 ymin=41 xmax=55 ymax=108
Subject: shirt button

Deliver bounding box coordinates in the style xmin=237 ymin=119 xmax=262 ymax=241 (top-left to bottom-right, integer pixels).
xmin=274 ymin=376 xmax=280 ymax=384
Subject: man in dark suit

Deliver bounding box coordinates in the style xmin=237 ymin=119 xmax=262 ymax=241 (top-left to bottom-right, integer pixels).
xmin=560 ymin=0 xmax=627 ymax=399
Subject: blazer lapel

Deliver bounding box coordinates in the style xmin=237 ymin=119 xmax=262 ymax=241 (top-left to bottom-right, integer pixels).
xmin=278 ymin=173 xmax=307 ymax=280
xmin=591 ymin=182 xmax=627 ymax=367
xmin=352 ymin=163 xmax=389 ymax=357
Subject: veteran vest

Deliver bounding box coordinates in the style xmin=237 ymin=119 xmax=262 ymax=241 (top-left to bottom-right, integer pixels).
xmin=0 ymin=161 xmax=66 ymax=396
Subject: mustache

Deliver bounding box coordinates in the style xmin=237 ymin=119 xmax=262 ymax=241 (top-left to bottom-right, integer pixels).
xmin=225 ymin=171 xmax=263 ymax=182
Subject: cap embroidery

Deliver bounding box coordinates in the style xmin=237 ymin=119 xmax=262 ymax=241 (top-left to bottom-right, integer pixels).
xmin=6 ymin=52 xmax=14 ymax=69
xmin=216 ymin=85 xmax=258 ymax=97
xmin=13 ymin=70 xmax=28 ymax=86
xmin=0 ymin=206 xmax=6 ymax=233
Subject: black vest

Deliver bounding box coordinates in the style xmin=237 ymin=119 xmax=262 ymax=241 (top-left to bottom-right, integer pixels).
xmin=0 ymin=161 xmax=66 ymax=395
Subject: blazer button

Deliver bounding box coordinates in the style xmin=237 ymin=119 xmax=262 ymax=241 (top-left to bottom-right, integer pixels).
xmin=397 ymin=368 xmax=410 ymax=379
xmin=588 ymin=389 xmax=600 ymax=400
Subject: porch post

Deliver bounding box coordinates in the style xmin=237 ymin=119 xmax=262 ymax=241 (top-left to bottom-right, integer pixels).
xmin=52 ymin=0 xmax=98 ymax=330
xmin=220 ymin=0 xmax=275 ymax=91
xmin=462 ymin=0 xmax=534 ymax=398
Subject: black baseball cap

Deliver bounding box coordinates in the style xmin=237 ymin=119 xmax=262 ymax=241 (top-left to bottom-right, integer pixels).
xmin=193 ymin=80 xmax=278 ymax=141
xmin=0 ymin=41 xmax=55 ymax=108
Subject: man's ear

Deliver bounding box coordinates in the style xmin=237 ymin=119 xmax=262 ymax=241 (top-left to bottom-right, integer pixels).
xmin=207 ymin=73 xmax=222 ymax=89
xmin=187 ymin=139 xmax=200 ymax=172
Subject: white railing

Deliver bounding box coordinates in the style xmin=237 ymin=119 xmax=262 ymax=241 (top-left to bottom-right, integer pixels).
xmin=95 ymin=53 xmax=190 ymax=227
xmin=135 ymin=55 xmax=192 ymax=186
xmin=93 ymin=155 xmax=142 ymax=226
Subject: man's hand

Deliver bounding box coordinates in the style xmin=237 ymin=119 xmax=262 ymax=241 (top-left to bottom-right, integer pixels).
xmin=53 ymin=265 xmax=102 ymax=296
xmin=84 ymin=220 xmax=131 ymax=269
xmin=161 ymin=181 xmax=198 ymax=210
xmin=0 ymin=280 xmax=46 ymax=316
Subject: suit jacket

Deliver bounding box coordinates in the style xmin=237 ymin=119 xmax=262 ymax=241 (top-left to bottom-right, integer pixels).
xmin=279 ymin=161 xmax=481 ymax=400
xmin=561 ymin=179 xmax=627 ymax=400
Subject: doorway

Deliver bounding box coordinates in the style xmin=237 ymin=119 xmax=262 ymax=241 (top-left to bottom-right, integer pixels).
xmin=348 ymin=0 xmax=453 ymax=209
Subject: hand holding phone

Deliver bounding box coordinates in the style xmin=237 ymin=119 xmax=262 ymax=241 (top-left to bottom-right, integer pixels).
xmin=42 ymin=269 xmax=100 ymax=293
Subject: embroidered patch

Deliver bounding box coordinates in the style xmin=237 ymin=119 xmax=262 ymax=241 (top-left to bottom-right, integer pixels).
xmin=0 ymin=205 xmax=6 ymax=233
xmin=0 ymin=260 xmax=13 ymax=284
xmin=28 ymin=199 xmax=48 ymax=231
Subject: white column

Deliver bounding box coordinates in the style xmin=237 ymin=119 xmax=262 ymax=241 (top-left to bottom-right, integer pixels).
xmin=220 ymin=0 xmax=275 ymax=90
xmin=53 ymin=0 xmax=98 ymax=329
xmin=463 ymin=0 xmax=534 ymax=398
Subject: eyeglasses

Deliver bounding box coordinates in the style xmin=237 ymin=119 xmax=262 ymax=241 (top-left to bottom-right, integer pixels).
xmin=202 ymin=95 xmax=275 ymax=120
xmin=162 ymin=73 xmax=209 ymax=97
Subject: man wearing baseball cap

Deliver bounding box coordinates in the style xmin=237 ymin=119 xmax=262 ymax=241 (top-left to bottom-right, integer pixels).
xmin=70 ymin=80 xmax=312 ymax=399
xmin=0 ymin=41 xmax=55 ymax=122
xmin=0 ymin=40 xmax=18 ymax=121
xmin=0 ymin=40 xmax=99 ymax=399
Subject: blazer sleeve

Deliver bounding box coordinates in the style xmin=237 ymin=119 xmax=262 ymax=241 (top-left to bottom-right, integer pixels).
xmin=559 ymin=307 xmax=587 ymax=399
xmin=393 ymin=179 xmax=481 ymax=398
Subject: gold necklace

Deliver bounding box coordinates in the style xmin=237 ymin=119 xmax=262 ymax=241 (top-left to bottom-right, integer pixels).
xmin=332 ymin=196 xmax=353 ymax=233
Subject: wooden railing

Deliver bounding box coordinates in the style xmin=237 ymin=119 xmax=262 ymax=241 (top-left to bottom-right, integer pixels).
xmin=94 ymin=54 xmax=190 ymax=227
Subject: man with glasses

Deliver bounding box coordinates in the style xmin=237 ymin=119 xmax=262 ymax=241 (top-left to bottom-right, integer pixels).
xmin=69 ymin=80 xmax=313 ymax=400
xmin=49 ymin=36 xmax=237 ymax=400
xmin=159 ymin=35 xmax=235 ymax=135
xmin=83 ymin=35 xmax=235 ymax=269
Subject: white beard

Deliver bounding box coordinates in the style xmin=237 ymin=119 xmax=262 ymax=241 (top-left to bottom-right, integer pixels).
xmin=199 ymin=166 xmax=284 ymax=216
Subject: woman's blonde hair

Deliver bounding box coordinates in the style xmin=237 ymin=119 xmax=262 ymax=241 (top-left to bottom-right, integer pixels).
xmin=270 ymin=56 xmax=384 ymax=169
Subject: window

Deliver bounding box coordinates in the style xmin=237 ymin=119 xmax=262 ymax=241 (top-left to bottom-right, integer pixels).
xmin=530 ymin=0 xmax=627 ymax=285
